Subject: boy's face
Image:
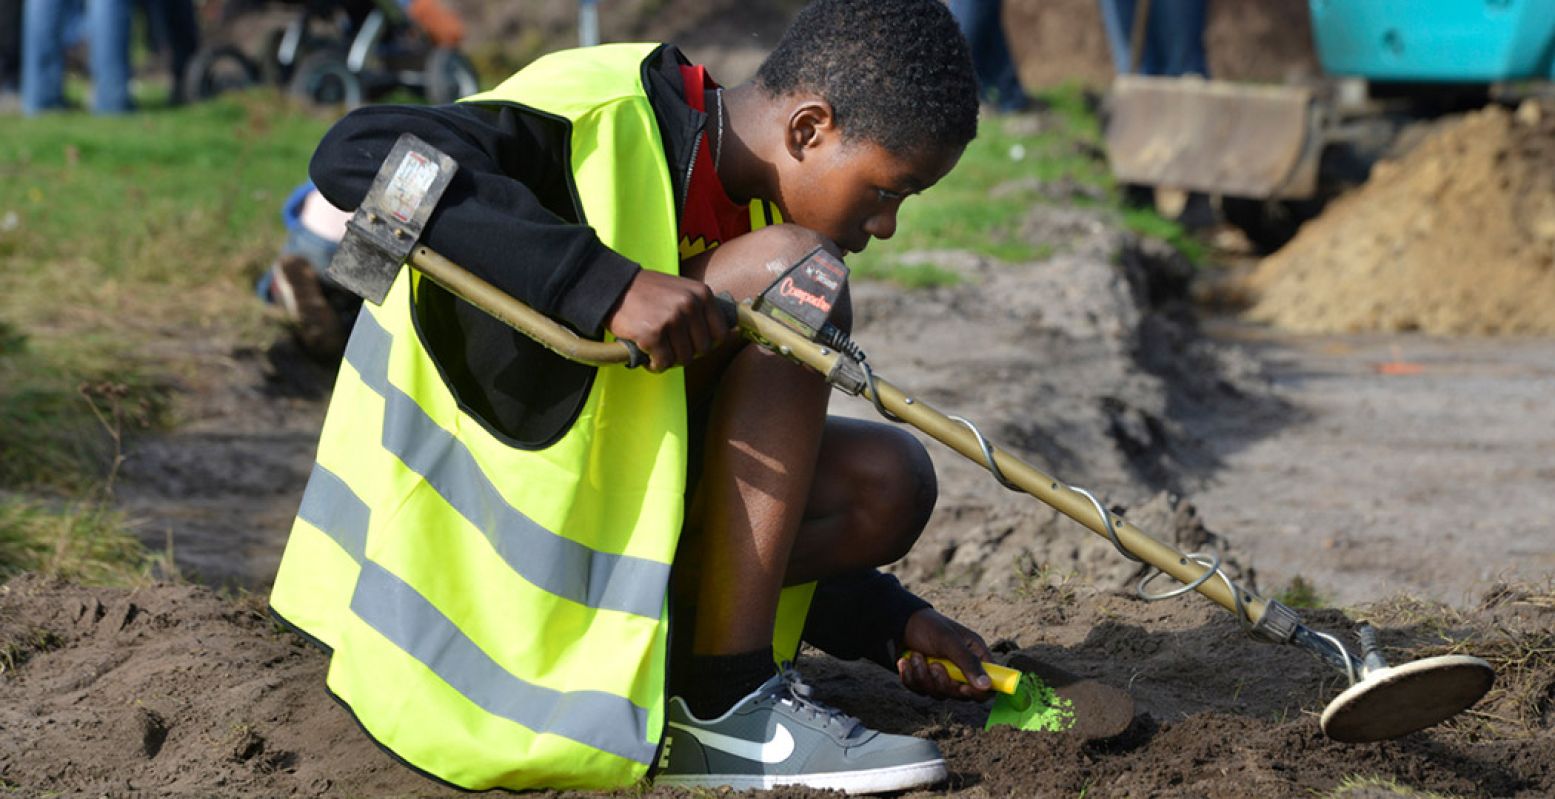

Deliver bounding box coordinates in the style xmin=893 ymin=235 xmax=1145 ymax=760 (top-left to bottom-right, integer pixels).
xmin=774 ymin=105 xmax=963 ymax=254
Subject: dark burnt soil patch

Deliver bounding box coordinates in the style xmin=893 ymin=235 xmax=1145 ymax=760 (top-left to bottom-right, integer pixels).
xmin=3 ymin=574 xmax=1550 ymax=798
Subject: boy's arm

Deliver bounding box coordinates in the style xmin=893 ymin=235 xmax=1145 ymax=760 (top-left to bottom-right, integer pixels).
xmin=308 ymin=103 xmax=640 ymax=338
xmin=804 ymin=570 xmax=994 ymax=700
xmin=802 ymin=569 xmax=929 ymax=670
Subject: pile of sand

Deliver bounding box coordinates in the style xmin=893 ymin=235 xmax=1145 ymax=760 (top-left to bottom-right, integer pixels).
xmin=1245 ymin=102 xmax=1555 ymax=336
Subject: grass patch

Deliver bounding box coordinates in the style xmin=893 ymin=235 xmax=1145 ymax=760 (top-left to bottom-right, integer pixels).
xmin=1117 ymin=205 xmax=1208 ymax=265
xmin=0 ymin=498 xmax=151 ymax=586
xmin=1273 ymin=575 xmax=1328 ymax=609
xmin=0 ymin=325 xmax=169 ymax=492
xmin=0 ymin=90 xmax=333 ymax=343
xmin=0 ymin=90 xmax=332 ymax=494
xmin=1362 ymin=583 xmax=1555 ymax=740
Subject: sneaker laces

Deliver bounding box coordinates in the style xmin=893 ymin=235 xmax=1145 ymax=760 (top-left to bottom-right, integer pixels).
xmin=765 ymin=663 xmax=862 ymax=738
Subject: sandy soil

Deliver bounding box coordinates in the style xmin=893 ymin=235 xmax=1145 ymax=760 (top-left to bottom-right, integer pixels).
xmin=1188 ymin=324 xmax=1555 ymax=608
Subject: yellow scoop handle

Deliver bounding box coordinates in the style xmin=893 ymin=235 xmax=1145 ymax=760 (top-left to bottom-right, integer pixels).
xmin=902 ymin=651 xmax=1022 ymax=694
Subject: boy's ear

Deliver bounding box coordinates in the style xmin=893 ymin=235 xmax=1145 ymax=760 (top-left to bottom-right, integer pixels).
xmin=785 ymin=98 xmax=839 ymax=160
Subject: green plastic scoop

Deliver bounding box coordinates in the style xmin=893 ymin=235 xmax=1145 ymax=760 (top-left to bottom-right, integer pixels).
xmin=920 ymin=653 xmax=1136 ymax=740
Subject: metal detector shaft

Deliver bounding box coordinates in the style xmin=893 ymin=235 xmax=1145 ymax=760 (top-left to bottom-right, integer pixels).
xmin=742 ymin=317 xmax=1376 ymax=682
xmin=741 ymin=312 xmax=1269 ymax=624
xmin=406 ymin=245 xmax=649 ymax=368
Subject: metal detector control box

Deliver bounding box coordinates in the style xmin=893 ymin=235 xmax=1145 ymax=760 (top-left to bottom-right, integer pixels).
xmin=753 ymin=246 xmax=849 ymax=341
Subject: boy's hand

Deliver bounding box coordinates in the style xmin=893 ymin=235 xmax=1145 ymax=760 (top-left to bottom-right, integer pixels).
xmin=896 ymin=608 xmax=996 ymax=701
xmin=605 ymin=271 xmax=732 ymax=372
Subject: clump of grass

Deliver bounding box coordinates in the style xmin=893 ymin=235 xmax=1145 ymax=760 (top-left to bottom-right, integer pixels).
xmin=1325 ymin=774 xmax=1464 ymax=799
xmin=0 ymin=625 xmax=63 ymax=677
xmin=0 ymin=328 xmax=168 ymax=492
xmin=0 ymin=498 xmax=150 ymax=586
xmin=1432 ymin=624 xmax=1555 ymax=739
xmin=1274 ymin=574 xmax=1327 ymax=609
xmin=1117 ymin=205 xmax=1208 ymax=266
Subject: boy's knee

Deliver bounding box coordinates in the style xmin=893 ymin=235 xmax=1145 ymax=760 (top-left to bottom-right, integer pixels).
xmin=747 ymin=225 xmax=854 ymax=332
xmin=691 ymin=224 xmax=846 ymax=305
xmin=859 ymin=426 xmax=938 ymax=564
xmin=750 ymin=223 xmax=843 ymax=266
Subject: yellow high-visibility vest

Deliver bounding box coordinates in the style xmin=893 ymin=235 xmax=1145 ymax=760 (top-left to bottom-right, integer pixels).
xmin=270 ymin=43 xmax=689 ymax=791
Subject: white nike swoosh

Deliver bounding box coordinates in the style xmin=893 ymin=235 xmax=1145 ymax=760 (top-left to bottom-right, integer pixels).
xmin=668 ymin=720 xmax=796 ymax=764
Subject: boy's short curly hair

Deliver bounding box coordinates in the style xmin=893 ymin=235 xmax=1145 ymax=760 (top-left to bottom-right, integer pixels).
xmin=756 ymin=0 xmax=980 ymax=154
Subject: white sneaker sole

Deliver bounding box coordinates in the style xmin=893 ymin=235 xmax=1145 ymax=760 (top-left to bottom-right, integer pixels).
xmin=655 ymin=758 xmax=947 ymax=795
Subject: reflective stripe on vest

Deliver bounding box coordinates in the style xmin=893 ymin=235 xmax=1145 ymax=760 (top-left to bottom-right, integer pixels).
xmin=270 ymin=43 xmax=685 ymax=791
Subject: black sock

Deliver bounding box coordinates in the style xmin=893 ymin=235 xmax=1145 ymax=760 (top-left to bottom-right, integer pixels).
xmin=676 ymin=647 xmax=776 ymax=719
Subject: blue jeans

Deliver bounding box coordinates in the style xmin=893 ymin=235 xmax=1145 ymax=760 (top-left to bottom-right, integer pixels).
xmin=948 ymin=0 xmax=1028 ymax=112
xmin=1097 ymin=0 xmax=1209 ymax=77
xmin=21 ymin=0 xmax=132 ymax=115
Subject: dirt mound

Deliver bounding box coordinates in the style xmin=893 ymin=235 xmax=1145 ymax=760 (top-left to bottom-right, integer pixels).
xmin=1245 ymin=102 xmax=1555 ymax=336
xmin=5 ymin=573 xmax=1552 ymax=798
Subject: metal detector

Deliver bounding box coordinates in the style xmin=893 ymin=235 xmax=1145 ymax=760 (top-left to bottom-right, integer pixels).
xmin=330 ymin=134 xmax=1495 ymax=743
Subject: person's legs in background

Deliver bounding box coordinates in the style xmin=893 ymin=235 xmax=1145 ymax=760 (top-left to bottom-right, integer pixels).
xmin=948 ymin=0 xmax=1030 ymax=113
xmin=20 ymin=0 xmax=74 ymax=115
xmin=1098 ymin=0 xmax=1216 ymax=226
xmin=86 ymin=0 xmax=132 ymax=113
xmin=1141 ymin=0 xmax=1208 ymax=77
xmin=1142 ymin=0 xmax=1213 ymax=227
xmin=0 ymin=0 xmax=23 ymax=100
xmin=1096 ymin=0 xmax=1134 ymax=74
xmin=1097 ymin=0 xmax=1208 ymax=77
xmin=141 ymin=0 xmax=199 ymax=105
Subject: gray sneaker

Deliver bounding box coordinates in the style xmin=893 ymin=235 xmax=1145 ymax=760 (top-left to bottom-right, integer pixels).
xmin=654 ymin=666 xmax=947 ymax=794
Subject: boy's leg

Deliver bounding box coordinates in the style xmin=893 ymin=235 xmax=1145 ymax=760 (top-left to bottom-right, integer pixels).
xmin=784 ymin=416 xmax=936 ymax=586
xmin=660 ymin=225 xmax=947 ymax=793
xmin=678 ymin=225 xmax=837 ymax=661
xmin=676 ymin=225 xmax=939 ymax=658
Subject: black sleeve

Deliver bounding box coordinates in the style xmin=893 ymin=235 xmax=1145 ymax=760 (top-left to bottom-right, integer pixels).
xmin=308 ymin=102 xmax=641 ymax=337
xmin=801 ymin=569 xmax=931 ymax=671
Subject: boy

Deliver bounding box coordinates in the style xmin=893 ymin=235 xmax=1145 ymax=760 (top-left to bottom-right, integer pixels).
xmin=270 ymin=0 xmax=995 ymax=793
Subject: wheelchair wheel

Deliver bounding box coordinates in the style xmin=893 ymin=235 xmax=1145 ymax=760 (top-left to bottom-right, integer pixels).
xmin=184 ymin=44 xmax=260 ymax=101
xmin=423 ymin=47 xmax=480 ymax=105
xmin=288 ymin=50 xmax=364 ymax=109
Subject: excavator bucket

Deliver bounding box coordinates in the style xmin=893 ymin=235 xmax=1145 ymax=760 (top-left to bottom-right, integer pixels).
xmin=1104 ymin=75 xmax=1320 ymax=199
